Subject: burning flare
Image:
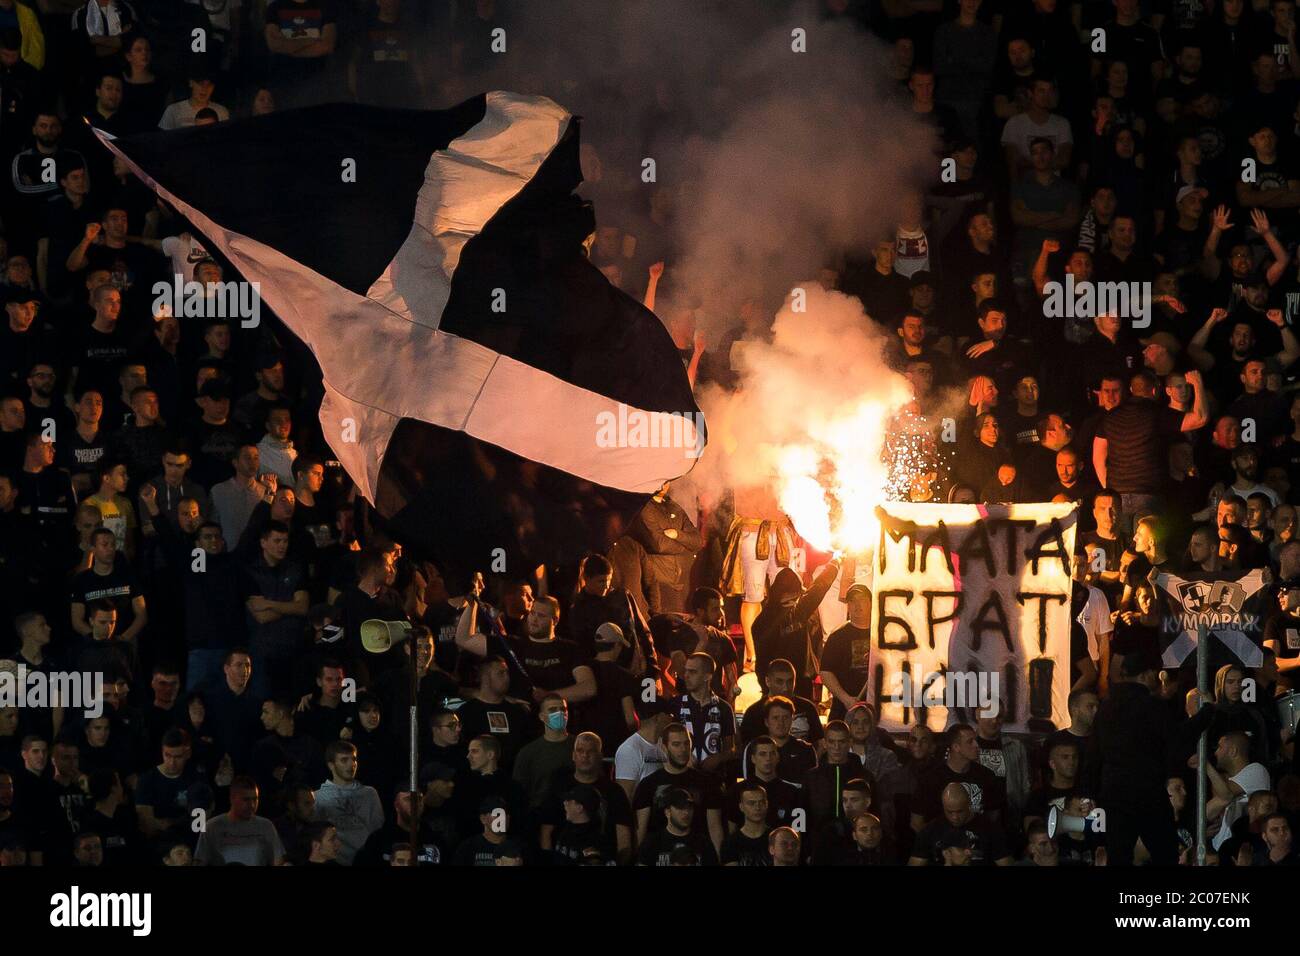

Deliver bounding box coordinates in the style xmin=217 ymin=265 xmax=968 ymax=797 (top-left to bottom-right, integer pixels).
xmin=705 ymin=284 xmax=917 ymax=555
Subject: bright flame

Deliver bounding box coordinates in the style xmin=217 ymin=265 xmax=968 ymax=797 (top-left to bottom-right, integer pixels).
xmin=699 ymin=284 xmax=924 ymax=556
xmin=774 ymin=390 xmax=914 ymax=553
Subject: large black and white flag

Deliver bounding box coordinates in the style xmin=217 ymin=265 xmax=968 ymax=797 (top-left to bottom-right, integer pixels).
xmin=95 ymin=92 xmax=704 ymax=569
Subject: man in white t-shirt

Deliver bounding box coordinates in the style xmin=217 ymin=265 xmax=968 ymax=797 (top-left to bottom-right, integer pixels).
xmin=158 ymin=64 xmax=230 ymax=130
xmin=1001 ymin=77 xmax=1073 ymax=179
xmin=160 ymin=231 xmax=211 ymax=285
xmin=1208 ymin=731 xmax=1271 ymax=850
xmin=1073 ymin=581 xmax=1113 ymax=692
xmin=613 ymin=700 xmax=671 ymax=803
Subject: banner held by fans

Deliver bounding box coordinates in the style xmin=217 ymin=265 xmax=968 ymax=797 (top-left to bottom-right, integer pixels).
xmin=869 ymin=502 xmax=1077 ymax=734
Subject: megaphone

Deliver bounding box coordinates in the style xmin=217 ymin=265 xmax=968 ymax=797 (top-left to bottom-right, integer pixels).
xmin=361 ymin=619 xmax=412 ymax=654
xmin=1047 ymin=804 xmax=1103 ymax=839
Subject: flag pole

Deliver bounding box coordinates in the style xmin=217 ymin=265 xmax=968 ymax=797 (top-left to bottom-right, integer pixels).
xmin=409 ymin=646 xmax=420 ymax=856
xmin=1195 ymin=622 xmax=1208 ymax=867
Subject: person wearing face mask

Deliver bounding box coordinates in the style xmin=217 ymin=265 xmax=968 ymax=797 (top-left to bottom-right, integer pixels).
xmin=511 ymin=694 xmax=574 ymax=827
xmin=750 ymin=558 xmax=841 ymax=701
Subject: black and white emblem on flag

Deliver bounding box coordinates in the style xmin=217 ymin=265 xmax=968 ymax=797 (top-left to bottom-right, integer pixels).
xmin=95 ymin=92 xmax=704 ymax=566
xmin=1154 ymin=570 xmax=1266 ymax=668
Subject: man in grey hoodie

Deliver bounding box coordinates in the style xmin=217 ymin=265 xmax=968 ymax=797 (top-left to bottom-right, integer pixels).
xmin=313 ymin=740 xmax=384 ymax=865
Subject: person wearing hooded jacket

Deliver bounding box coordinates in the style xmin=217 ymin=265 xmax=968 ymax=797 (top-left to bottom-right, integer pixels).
xmin=752 ymin=558 xmax=841 ymax=700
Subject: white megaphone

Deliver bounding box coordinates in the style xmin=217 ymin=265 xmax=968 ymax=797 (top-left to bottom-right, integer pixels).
xmin=360 ymin=619 xmax=412 ymax=654
xmin=1045 ymin=806 xmax=1086 ymax=837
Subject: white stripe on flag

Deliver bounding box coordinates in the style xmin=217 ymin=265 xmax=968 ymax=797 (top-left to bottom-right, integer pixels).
xmin=95 ymin=92 xmax=702 ymax=503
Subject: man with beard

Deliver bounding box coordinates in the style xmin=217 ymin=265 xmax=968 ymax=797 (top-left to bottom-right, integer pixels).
xmin=670 ymin=652 xmax=735 ymax=774
xmin=1042 ymin=446 xmax=1099 ymax=505
xmin=22 ymin=362 xmax=72 ymax=445
xmin=9 ymin=111 xmax=84 ymax=246
xmin=507 ymin=596 xmax=596 ymax=715
xmin=960 ymin=299 xmax=1034 ymax=394
xmin=355 ymin=790 xmax=452 ymax=866
xmin=632 ymin=722 xmax=725 ymax=858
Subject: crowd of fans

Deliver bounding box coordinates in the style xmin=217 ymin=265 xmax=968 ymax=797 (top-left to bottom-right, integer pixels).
xmin=1 ymin=0 xmax=1300 ymax=869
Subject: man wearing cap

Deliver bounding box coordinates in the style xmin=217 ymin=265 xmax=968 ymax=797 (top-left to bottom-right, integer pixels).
xmin=1139 ymin=331 xmax=1183 ymax=385
xmin=670 ymin=651 xmax=735 ymax=774
xmin=0 ymin=285 xmax=47 ymax=387
xmin=191 ymin=381 xmax=243 ymax=487
xmin=159 ymin=61 xmax=230 ymax=130
xmin=819 ymin=584 xmax=872 ymax=720
xmin=550 ymin=783 xmax=613 ymax=865
xmin=1153 ymin=186 xmax=1213 ymax=279
xmin=586 ymin=622 xmax=640 ymax=753
xmin=452 ymin=795 xmax=525 ymax=866
xmin=635 ymin=785 xmax=719 ymax=866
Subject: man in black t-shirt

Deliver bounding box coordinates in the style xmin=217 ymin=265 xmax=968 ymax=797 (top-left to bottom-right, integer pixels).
xmin=68 ymin=529 xmax=145 ymax=644
xmin=67 ymin=286 xmax=129 ymax=403
xmin=720 ymin=781 xmax=772 ymax=866
xmin=635 ymin=786 xmax=719 ymax=866
xmin=908 ymin=782 xmax=1014 ymax=865
xmin=454 ymin=657 xmax=534 ymax=772
xmin=585 ymin=623 xmax=640 ymax=751
xmin=631 ymin=722 xmax=724 ymax=856
xmin=912 ymin=724 xmax=1006 ymax=829
xmin=725 ymin=735 xmax=804 ymax=829
xmin=820 ymin=584 xmax=872 ymax=720
xmin=508 ymin=596 xmax=595 ymax=707
xmin=538 ymin=733 xmax=634 ymax=865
